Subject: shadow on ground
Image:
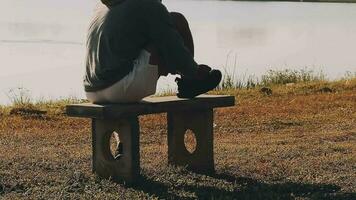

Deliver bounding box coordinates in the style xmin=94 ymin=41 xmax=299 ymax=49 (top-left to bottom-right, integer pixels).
xmin=131 ymin=173 xmax=354 ymax=200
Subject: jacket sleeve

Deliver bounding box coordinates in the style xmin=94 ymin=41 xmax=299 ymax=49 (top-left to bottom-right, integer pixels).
xmin=140 ymin=1 xmax=198 ymax=77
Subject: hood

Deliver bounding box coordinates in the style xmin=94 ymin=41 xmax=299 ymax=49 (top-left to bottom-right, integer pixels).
xmin=101 ymin=0 xmax=125 ymax=7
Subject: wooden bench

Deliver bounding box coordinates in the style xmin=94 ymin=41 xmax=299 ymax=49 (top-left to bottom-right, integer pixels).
xmin=66 ymin=95 xmax=235 ymax=183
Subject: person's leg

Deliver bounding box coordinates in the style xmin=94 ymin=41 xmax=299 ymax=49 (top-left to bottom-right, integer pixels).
xmin=145 ymin=11 xmax=221 ymax=98
xmin=146 ymin=12 xmax=195 ymax=76
xmin=143 ymin=4 xmax=222 ymax=98
xmin=170 ymin=12 xmax=194 ymax=57
xmin=143 ymin=2 xmax=199 ymax=78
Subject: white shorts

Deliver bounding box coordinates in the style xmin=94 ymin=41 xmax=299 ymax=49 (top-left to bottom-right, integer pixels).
xmin=86 ymin=50 xmax=159 ymax=103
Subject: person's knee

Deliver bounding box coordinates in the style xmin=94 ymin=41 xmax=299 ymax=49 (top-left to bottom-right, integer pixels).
xmin=169 ymin=12 xmax=189 ymax=27
xmin=170 ymin=12 xmax=185 ymax=19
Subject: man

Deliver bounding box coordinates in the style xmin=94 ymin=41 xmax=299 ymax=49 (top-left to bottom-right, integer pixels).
xmin=84 ymin=0 xmax=222 ymax=103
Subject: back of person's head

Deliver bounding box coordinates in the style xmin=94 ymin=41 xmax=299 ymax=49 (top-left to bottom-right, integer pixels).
xmin=101 ymin=0 xmax=162 ymax=7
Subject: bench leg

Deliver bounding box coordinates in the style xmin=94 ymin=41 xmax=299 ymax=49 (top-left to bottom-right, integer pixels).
xmin=91 ymin=117 xmax=140 ymax=183
xmin=167 ymin=109 xmax=214 ymax=174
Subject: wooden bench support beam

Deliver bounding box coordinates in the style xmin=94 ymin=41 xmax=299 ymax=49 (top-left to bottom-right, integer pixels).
xmin=92 ymin=117 xmax=140 ymax=183
xmin=167 ymin=109 xmax=214 ymax=174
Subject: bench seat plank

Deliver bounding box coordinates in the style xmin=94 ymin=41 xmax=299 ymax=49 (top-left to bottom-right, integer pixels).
xmin=66 ymin=95 xmax=235 ymax=119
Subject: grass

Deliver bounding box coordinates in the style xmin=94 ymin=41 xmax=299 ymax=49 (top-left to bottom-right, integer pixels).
xmin=260 ymin=68 xmax=325 ymax=86
xmin=219 ymin=68 xmax=328 ymax=90
xmin=1 ymin=88 xmax=86 ymax=116
xmin=0 ymin=75 xmax=355 ymax=199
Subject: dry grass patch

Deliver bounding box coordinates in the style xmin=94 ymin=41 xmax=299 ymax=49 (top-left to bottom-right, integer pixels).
xmin=1 ymin=80 xmax=355 ymax=199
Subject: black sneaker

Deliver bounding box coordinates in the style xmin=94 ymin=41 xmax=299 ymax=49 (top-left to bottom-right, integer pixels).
xmin=176 ymin=66 xmax=222 ymax=98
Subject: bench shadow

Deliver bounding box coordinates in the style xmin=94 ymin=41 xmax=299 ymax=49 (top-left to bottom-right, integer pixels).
xmin=207 ymin=173 xmax=352 ymax=200
xmin=129 ymin=173 xmax=354 ymax=200
xmin=130 ymin=175 xmax=181 ymax=199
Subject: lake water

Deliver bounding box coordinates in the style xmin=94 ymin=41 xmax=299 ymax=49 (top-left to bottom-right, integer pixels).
xmin=1 ymin=0 xmax=355 ymax=104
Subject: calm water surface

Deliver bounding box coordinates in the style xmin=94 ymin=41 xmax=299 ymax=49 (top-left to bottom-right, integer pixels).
xmin=0 ymin=0 xmax=355 ymax=104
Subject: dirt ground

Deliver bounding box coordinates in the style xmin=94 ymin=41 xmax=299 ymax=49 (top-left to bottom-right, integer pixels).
xmin=0 ymin=83 xmax=355 ymax=199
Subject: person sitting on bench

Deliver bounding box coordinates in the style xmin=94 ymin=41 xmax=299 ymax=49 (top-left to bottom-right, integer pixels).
xmin=84 ymin=0 xmax=222 ymax=103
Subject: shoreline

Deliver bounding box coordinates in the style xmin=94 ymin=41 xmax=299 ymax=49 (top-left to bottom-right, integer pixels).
xmin=0 ymin=77 xmax=355 ymax=114
xmin=1 ymin=68 xmax=355 ymax=106
xmin=228 ymin=0 xmax=356 ymax=3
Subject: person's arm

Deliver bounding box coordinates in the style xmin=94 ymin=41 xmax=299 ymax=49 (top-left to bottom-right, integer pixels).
xmin=140 ymin=1 xmax=198 ymax=78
